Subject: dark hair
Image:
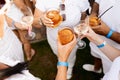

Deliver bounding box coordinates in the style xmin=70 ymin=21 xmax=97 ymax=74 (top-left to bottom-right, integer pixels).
xmin=0 ymin=0 xmax=5 ymax=4
xmin=0 ymin=61 xmax=29 ymax=79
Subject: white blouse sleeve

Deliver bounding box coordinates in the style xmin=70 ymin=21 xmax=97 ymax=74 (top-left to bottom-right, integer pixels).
xmin=102 ymin=56 xmax=120 ymax=80
xmin=35 ymin=0 xmax=46 ymax=12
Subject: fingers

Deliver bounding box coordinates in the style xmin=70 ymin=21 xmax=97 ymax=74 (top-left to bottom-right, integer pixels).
xmin=66 ymin=35 xmax=77 ymax=54
xmin=41 ymin=14 xmax=54 ymax=27
xmin=66 ymin=35 xmax=77 ymax=49
xmin=57 ymin=34 xmax=77 ymax=49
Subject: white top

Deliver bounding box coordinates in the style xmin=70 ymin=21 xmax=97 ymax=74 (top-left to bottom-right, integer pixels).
xmin=0 ymin=19 xmax=39 ymax=80
xmin=35 ymin=0 xmax=89 ymax=54
xmin=6 ymin=3 xmax=24 ymax=30
xmin=90 ymin=0 xmax=120 ymax=73
xmin=6 ymin=3 xmax=24 ymax=22
xmin=0 ymin=19 xmax=24 ymax=67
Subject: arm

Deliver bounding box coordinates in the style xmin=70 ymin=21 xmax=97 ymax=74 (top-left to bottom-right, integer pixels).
xmin=90 ymin=2 xmax=99 ymax=17
xmin=92 ymin=20 xmax=120 ymax=44
xmin=56 ymin=66 xmax=67 ymax=80
xmin=89 ymin=2 xmax=120 ymax=44
xmin=56 ymin=35 xmax=76 ymax=80
xmin=0 ymin=63 xmax=9 ymax=80
xmin=110 ymin=32 xmax=120 ymax=44
xmin=32 ymin=0 xmax=36 ymax=6
xmin=84 ymin=27 xmax=120 ymax=61
xmin=5 ymin=15 xmax=28 ymax=30
xmin=24 ymin=0 xmax=34 ymax=13
xmin=33 ymin=8 xmax=43 ymax=28
xmin=0 ymin=63 xmax=9 ymax=70
xmin=33 ymin=8 xmax=53 ymax=28
xmin=81 ymin=11 xmax=87 ymax=20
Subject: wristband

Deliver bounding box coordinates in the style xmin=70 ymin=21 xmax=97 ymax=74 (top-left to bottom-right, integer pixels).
xmin=57 ymin=61 xmax=68 ymax=67
xmin=97 ymin=41 xmax=106 ymax=48
xmin=106 ymin=29 xmax=114 ymax=38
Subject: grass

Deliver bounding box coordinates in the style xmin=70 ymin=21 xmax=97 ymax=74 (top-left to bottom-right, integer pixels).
xmin=29 ymin=38 xmax=103 ymax=80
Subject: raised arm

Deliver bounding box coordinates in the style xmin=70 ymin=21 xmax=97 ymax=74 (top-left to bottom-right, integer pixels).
xmin=92 ymin=20 xmax=120 ymax=44
xmin=32 ymin=8 xmax=43 ymax=28
xmin=84 ymin=27 xmax=120 ymax=61
xmin=55 ymin=35 xmax=76 ymax=80
xmin=90 ymin=2 xmax=99 ymax=17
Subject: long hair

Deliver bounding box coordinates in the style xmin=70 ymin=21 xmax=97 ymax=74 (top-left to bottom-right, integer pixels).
xmin=0 ymin=61 xmax=29 ymax=79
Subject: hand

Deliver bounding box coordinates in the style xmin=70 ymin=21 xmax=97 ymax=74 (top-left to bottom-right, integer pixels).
xmin=92 ymin=20 xmax=110 ymax=36
xmin=14 ymin=22 xmax=29 ymax=30
xmin=83 ymin=27 xmax=103 ymax=45
xmin=57 ymin=35 xmax=77 ymax=62
xmin=40 ymin=13 xmax=54 ymax=28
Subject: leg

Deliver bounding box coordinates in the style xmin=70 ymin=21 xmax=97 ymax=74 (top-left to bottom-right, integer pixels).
xmin=67 ymin=46 xmax=77 ymax=79
xmin=94 ymin=57 xmax=102 ymax=71
xmin=18 ymin=30 xmax=35 ymax=61
xmin=0 ymin=63 xmax=9 ymax=70
xmin=82 ymin=53 xmax=102 ymax=73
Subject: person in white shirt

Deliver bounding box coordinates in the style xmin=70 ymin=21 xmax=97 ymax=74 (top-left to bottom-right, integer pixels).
xmin=33 ymin=0 xmax=89 ymax=79
xmin=83 ymin=0 xmax=120 ymax=75
xmin=0 ymin=1 xmax=41 ymax=80
xmin=6 ymin=0 xmax=35 ymax=61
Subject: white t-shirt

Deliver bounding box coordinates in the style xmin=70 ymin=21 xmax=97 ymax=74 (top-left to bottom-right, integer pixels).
xmin=35 ymin=0 xmax=89 ymax=54
xmin=90 ymin=0 xmax=120 ymax=73
xmin=0 ymin=20 xmax=24 ymax=67
xmin=0 ymin=20 xmax=39 ymax=80
xmin=6 ymin=3 xmax=24 ymax=30
xmin=6 ymin=3 xmax=24 ymax=22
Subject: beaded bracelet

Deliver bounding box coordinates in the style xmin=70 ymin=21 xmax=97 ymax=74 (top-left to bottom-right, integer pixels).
xmin=106 ymin=29 xmax=114 ymax=38
xmin=97 ymin=41 xmax=106 ymax=48
xmin=57 ymin=61 xmax=68 ymax=67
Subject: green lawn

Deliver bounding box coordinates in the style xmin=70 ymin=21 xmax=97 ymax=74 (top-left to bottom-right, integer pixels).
xmin=29 ymin=38 xmax=103 ymax=80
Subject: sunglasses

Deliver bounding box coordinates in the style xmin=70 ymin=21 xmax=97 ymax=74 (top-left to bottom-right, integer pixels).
xmin=59 ymin=3 xmax=66 ymax=21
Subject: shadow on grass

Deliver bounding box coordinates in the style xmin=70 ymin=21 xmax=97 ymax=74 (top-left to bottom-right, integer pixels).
xmin=29 ymin=38 xmax=103 ymax=80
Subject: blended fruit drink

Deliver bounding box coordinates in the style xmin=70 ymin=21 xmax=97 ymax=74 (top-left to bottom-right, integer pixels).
xmin=46 ymin=9 xmax=63 ymax=28
xmin=58 ymin=27 xmax=74 ymax=45
xmin=89 ymin=17 xmax=101 ymax=27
